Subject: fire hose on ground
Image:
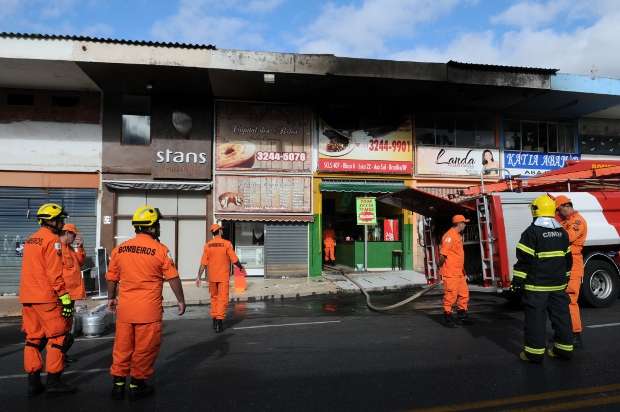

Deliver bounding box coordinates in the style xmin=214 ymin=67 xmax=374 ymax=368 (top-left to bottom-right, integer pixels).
xmin=325 ymin=266 xmax=441 ymax=312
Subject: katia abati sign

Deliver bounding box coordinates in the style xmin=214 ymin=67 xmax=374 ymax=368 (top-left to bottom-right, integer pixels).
xmin=504 ymin=151 xmax=580 ymax=177
xmin=416 ymin=147 xmax=500 ymax=177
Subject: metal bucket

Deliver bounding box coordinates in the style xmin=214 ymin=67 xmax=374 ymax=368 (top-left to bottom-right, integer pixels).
xmin=80 ymin=304 xmax=109 ymax=337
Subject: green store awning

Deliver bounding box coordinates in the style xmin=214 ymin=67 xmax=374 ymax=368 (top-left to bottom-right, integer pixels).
xmin=320 ymin=180 xmax=408 ymax=193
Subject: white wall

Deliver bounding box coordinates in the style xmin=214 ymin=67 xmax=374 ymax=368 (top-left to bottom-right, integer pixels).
xmin=1 ymin=121 xmax=102 ymax=172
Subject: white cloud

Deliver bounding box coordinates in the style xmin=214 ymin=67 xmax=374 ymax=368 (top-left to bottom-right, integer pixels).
xmin=390 ymin=8 xmax=620 ymax=77
xmin=0 ymin=0 xmax=22 ymax=19
xmin=490 ymin=0 xmax=566 ymax=29
xmin=81 ymin=23 xmax=115 ymax=38
xmin=41 ymin=0 xmax=78 ymax=19
xmin=245 ymin=0 xmax=284 ymax=13
xmin=297 ymin=0 xmax=459 ymax=57
xmin=151 ymin=0 xmax=266 ymax=49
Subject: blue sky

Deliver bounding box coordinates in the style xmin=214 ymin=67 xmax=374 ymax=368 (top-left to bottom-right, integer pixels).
xmin=1 ymin=0 xmax=620 ymax=77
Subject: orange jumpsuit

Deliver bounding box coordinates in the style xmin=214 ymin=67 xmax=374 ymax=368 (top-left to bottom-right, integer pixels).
xmin=439 ymin=227 xmax=469 ymax=314
xmin=323 ymin=228 xmax=336 ymax=262
xmin=200 ymin=236 xmax=239 ymax=320
xmin=61 ymin=243 xmax=86 ymax=332
xmin=106 ymin=233 xmax=179 ymax=380
xmin=19 ymin=226 xmax=68 ymax=374
xmin=558 ymin=211 xmax=587 ymax=333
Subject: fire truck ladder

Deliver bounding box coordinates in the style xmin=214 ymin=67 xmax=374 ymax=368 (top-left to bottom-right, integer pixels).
xmin=421 ymin=217 xmax=439 ymax=284
xmin=476 ymin=196 xmax=496 ymax=286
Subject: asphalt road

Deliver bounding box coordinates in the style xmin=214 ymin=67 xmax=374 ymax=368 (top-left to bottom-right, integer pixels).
xmin=1 ymin=291 xmax=619 ymax=412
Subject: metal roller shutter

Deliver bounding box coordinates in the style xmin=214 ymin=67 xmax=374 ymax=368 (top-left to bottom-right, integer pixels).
xmin=0 ymin=188 xmax=98 ymax=294
xmin=264 ymin=223 xmax=308 ymax=278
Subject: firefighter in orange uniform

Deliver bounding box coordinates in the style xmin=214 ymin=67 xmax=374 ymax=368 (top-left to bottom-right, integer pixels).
xmin=323 ymin=224 xmax=336 ymax=265
xmin=196 ymin=223 xmax=246 ymax=333
xmin=555 ymin=195 xmax=588 ymax=347
xmin=59 ymin=223 xmax=86 ymax=363
xmin=20 ymin=203 xmax=76 ymax=397
xmin=438 ymin=215 xmax=473 ymax=327
xmin=107 ymin=206 xmax=186 ymax=401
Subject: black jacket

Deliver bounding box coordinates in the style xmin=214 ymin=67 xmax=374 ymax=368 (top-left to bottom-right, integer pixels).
xmin=513 ymin=217 xmax=572 ymax=292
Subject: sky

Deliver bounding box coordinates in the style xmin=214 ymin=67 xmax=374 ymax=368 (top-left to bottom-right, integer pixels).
xmin=1 ymin=0 xmax=620 ymax=77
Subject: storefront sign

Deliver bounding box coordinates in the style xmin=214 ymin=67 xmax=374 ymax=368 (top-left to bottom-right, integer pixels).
xmin=416 ymin=147 xmax=500 ymax=177
xmin=151 ymin=140 xmax=211 ymax=179
xmin=215 ymin=102 xmax=312 ymax=172
xmin=503 ymin=151 xmax=580 ymax=177
xmin=356 ymin=197 xmax=377 ymax=225
xmin=214 ymin=175 xmax=311 ymax=214
xmin=318 ymin=117 xmax=413 ymax=174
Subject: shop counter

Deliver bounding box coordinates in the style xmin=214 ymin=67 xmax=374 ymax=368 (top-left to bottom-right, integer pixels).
xmin=335 ymin=241 xmax=404 ymax=270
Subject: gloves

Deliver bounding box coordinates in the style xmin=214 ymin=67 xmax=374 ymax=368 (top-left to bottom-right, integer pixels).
xmin=59 ymin=293 xmax=74 ymax=318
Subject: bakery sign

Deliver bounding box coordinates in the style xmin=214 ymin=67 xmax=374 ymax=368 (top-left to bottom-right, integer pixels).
xmin=416 ymin=147 xmax=500 ymax=177
xmin=504 ymin=151 xmax=580 ymax=177
xmin=215 ymin=101 xmax=312 ymax=172
xmin=152 ymin=140 xmax=210 ymax=179
xmin=318 ymin=116 xmax=413 ymax=174
xmin=214 ymin=175 xmax=311 ymax=214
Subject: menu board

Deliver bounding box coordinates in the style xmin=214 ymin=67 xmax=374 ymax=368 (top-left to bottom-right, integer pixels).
xmin=318 ymin=116 xmax=413 ymax=174
xmin=214 ymin=175 xmax=311 ymax=214
xmin=215 ymin=101 xmax=312 ymax=172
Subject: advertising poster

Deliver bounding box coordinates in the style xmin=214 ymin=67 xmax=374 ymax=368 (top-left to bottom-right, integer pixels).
xmin=318 ymin=117 xmax=413 ymax=174
xmin=503 ymin=151 xmax=580 ymax=177
xmin=215 ymin=101 xmax=312 ymax=172
xmin=214 ymin=175 xmax=311 ymax=214
xmin=356 ymin=197 xmax=377 ymax=225
xmin=416 ymin=147 xmax=500 ymax=177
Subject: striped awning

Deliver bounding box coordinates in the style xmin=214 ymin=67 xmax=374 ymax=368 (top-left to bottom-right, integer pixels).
xmin=320 ymin=180 xmax=407 ymax=193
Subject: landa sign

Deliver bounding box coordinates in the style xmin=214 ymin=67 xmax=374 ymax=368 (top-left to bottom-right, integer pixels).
xmin=152 ymin=140 xmax=211 ymax=179
xmin=416 ymin=147 xmax=500 ymax=177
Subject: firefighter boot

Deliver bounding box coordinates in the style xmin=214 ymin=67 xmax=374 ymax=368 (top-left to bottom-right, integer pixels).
xmin=46 ymin=372 xmax=77 ymax=395
xmin=215 ymin=319 xmax=224 ymax=333
xmin=27 ymin=371 xmax=45 ymax=398
xmin=129 ymin=378 xmax=154 ymax=401
xmin=456 ymin=310 xmax=474 ymax=325
xmin=443 ymin=312 xmax=457 ymax=328
xmin=573 ymin=332 xmax=583 ymax=348
xmin=212 ymin=318 xmax=217 ymax=331
xmin=110 ymin=376 xmax=126 ymax=400
xmin=519 ymin=351 xmax=543 ymax=364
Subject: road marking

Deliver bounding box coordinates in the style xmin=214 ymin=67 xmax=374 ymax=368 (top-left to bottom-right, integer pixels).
xmin=506 ymin=394 xmax=620 ymax=412
xmin=586 ymin=322 xmax=620 ymax=329
xmin=0 ymin=368 xmax=108 ymax=380
xmin=233 ymin=320 xmax=342 ymax=330
xmin=409 ymin=383 xmax=620 ymax=412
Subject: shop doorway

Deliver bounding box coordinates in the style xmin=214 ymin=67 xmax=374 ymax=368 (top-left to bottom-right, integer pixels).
xmin=222 ymin=221 xmax=265 ymax=277
xmin=322 ymin=191 xmax=404 ymax=271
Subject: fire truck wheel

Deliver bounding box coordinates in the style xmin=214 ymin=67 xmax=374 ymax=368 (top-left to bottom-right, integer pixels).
xmin=581 ymin=260 xmax=620 ymax=308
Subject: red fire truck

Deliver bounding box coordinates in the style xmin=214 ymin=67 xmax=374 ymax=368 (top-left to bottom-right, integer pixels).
xmin=380 ymin=161 xmax=620 ymax=307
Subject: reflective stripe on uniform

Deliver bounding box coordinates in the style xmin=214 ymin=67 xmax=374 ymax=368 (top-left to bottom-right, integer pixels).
xmin=524 ymin=283 xmax=568 ymax=292
xmin=566 ymin=247 xmax=571 ymax=254
xmin=554 ymin=342 xmax=574 ymax=352
xmin=513 ymin=270 xmax=528 ymax=279
xmin=537 ymin=250 xmax=567 ymax=258
xmin=566 ymin=272 xmax=571 ymax=277
xmin=517 ymin=243 xmax=535 ymax=256
xmin=524 ymin=346 xmax=546 ymax=355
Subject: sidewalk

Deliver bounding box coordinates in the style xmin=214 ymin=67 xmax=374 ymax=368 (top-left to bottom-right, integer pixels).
xmin=162 ymin=277 xmax=338 ymax=306
xmin=0 ymin=271 xmax=429 ymax=317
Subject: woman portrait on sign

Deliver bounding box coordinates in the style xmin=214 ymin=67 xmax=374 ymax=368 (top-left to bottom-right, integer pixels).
xmin=482 ymin=149 xmax=499 ymax=175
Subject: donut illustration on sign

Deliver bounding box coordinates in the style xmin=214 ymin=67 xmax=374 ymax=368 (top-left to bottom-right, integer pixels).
xmin=217 ymin=142 xmax=257 ymax=169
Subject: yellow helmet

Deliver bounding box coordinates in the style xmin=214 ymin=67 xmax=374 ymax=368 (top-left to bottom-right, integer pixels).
xmin=530 ymin=194 xmax=556 ymax=218
xmin=36 ymin=203 xmax=67 ymax=224
xmin=132 ymin=205 xmax=162 ymax=227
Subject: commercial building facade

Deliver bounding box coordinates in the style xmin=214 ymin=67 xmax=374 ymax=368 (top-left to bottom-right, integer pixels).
xmin=3 ymin=33 xmax=620 ymax=290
